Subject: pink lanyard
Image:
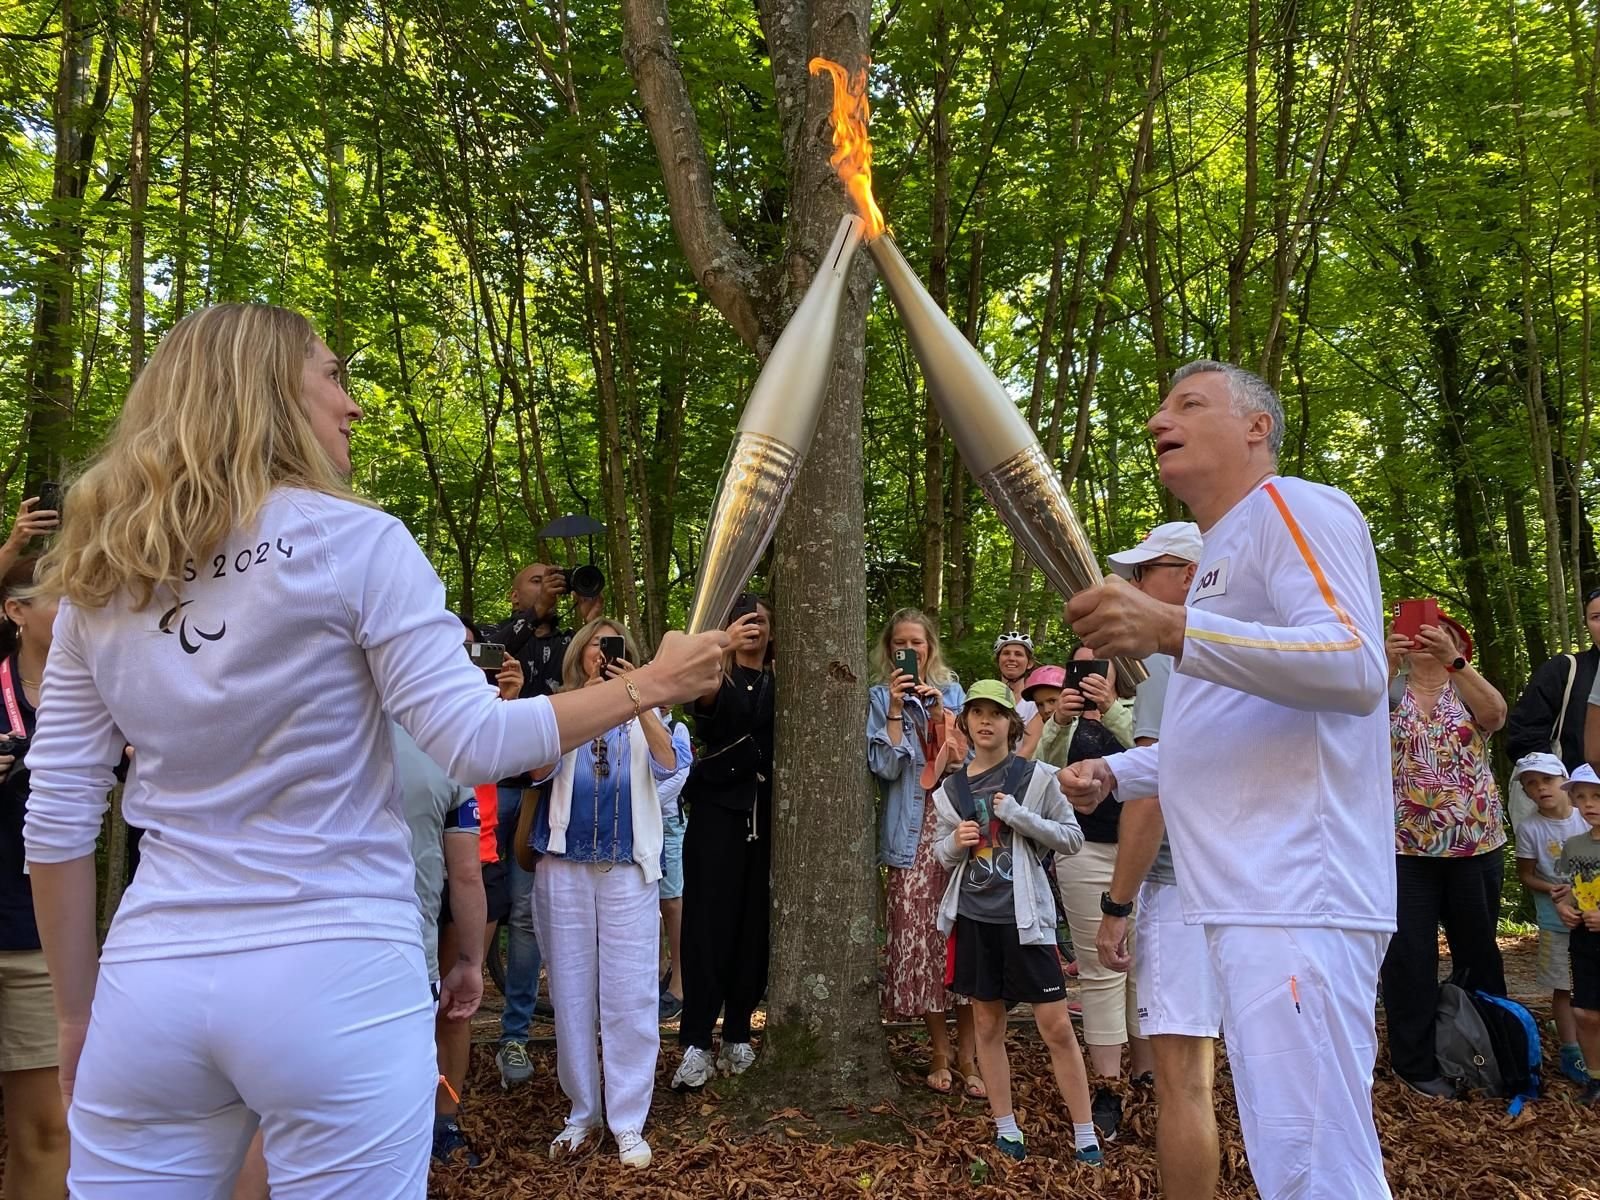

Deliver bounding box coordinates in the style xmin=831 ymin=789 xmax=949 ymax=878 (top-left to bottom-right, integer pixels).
xmin=0 ymin=658 xmax=25 ymax=737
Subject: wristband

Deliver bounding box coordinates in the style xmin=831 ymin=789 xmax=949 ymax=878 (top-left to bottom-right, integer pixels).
xmin=622 ymin=677 xmax=643 ymax=719
xmin=1100 ymin=891 xmax=1134 ymax=918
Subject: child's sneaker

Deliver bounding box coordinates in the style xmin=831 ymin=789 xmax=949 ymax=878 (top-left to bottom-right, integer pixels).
xmin=994 ymin=1134 xmax=1026 ymax=1161
xmin=1559 ymin=1044 xmax=1590 ymax=1086
xmin=1074 ymin=1145 xmax=1105 ymax=1166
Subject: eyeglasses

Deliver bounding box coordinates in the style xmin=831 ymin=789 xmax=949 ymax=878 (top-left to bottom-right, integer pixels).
xmin=1131 ymin=560 xmax=1190 ymax=582
xmin=591 ymin=736 xmax=610 ymax=780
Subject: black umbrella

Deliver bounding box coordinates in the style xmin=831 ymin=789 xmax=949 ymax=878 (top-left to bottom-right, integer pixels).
xmin=539 ymin=513 xmax=606 ymax=540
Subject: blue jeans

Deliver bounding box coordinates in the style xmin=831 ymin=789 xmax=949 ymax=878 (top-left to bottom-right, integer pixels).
xmin=499 ymin=786 xmax=543 ymax=1044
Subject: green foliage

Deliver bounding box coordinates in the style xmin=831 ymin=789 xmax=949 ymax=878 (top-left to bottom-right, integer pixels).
xmin=1 ymin=0 xmax=1596 ymax=703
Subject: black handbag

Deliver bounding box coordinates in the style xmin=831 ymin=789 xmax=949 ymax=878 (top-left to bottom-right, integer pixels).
xmin=686 ymin=734 xmax=766 ymax=810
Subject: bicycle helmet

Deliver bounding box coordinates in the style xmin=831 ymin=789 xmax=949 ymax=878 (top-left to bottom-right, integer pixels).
xmin=992 ymin=631 xmax=1035 ymax=658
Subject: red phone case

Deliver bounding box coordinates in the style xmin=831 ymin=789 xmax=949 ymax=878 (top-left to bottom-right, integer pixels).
xmin=1393 ymin=598 xmax=1438 ymax=639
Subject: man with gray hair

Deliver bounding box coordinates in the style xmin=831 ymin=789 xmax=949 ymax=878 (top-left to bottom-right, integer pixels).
xmin=1060 ymin=361 xmax=1396 ymax=1199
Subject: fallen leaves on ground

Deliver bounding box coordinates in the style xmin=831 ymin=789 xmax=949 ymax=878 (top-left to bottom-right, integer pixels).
xmin=434 ymin=1013 xmax=1600 ymax=1200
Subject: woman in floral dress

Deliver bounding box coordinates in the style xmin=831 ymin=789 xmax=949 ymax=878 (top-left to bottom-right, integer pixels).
xmin=1380 ymin=612 xmax=1509 ymax=1097
xmin=868 ymin=609 xmax=983 ymax=1097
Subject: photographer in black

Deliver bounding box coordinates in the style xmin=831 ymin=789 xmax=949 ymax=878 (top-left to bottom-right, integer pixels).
xmin=479 ymin=560 xmax=603 ymax=1088
xmin=485 ymin=562 xmax=606 ymax=699
xmin=670 ymin=594 xmax=775 ymax=1091
xmin=0 ymin=557 xmax=67 ymax=1195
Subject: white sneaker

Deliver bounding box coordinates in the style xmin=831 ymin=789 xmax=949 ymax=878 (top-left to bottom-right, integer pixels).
xmin=717 ymin=1041 xmax=757 ymax=1076
xmin=616 ymin=1130 xmax=652 ymax=1168
xmin=548 ymin=1122 xmax=600 ymax=1160
xmin=671 ymin=1046 xmax=717 ymax=1091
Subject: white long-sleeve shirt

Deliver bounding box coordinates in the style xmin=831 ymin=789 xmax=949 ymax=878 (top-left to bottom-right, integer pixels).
xmin=1105 ymin=476 xmax=1396 ymax=933
xmin=24 ymin=488 xmax=562 ymax=964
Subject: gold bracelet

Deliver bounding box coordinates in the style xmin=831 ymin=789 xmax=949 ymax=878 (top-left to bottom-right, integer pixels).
xmin=622 ymin=677 xmax=643 ymax=720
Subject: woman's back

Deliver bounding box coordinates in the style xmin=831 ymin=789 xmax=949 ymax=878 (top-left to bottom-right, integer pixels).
xmin=26 ymin=487 xmax=523 ymax=963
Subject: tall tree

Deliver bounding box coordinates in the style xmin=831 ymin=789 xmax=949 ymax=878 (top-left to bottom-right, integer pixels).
xmin=622 ymin=0 xmax=895 ymax=1103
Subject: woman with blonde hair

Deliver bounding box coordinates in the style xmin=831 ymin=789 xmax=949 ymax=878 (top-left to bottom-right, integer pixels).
xmin=21 ymin=303 xmax=724 ymax=1199
xmin=518 ymin=617 xmax=689 ymax=1169
xmin=868 ymin=607 xmax=983 ymax=1097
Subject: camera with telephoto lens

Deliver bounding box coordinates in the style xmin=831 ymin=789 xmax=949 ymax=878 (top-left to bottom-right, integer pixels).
xmin=555 ymin=564 xmax=605 ymax=600
xmin=0 ymin=733 xmax=27 ymax=760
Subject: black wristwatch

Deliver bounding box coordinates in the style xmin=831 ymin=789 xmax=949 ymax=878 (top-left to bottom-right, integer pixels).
xmin=1100 ymin=891 xmax=1134 ymax=918
xmin=1446 ymin=656 xmax=1467 ymax=674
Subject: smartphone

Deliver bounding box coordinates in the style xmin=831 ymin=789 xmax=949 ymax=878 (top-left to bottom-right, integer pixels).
xmin=37 ymin=481 xmax=62 ymax=515
xmin=1066 ymin=659 xmax=1110 ymax=691
xmin=892 ymin=647 xmax=919 ymax=686
xmin=729 ymin=594 xmax=760 ymax=624
xmin=1392 ymin=598 xmax=1439 ymax=640
xmin=972 ymin=794 xmax=990 ymax=849
xmin=599 ymin=635 xmax=626 ymax=665
xmin=467 ymin=642 xmax=507 ymax=676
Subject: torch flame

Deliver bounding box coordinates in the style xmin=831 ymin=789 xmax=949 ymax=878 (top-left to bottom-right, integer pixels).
xmin=809 ymin=57 xmax=886 ymax=239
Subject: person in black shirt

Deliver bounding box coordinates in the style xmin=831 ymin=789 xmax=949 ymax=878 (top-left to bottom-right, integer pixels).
xmin=482 ymin=562 xmax=605 ymax=699
xmin=0 ymin=556 xmax=68 ymax=1195
xmin=670 ymin=595 xmax=775 ymax=1091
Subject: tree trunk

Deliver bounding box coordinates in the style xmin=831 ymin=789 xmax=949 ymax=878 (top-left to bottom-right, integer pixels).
xmin=623 ymin=0 xmax=894 ymax=1105
xmin=920 ymin=3 xmax=952 ymax=617
xmin=128 ymin=0 xmax=160 ymax=374
xmin=1228 ymin=0 xmax=1261 ymax=362
xmin=26 ymin=1 xmax=115 ymax=489
xmin=172 ymin=0 xmax=194 ymax=318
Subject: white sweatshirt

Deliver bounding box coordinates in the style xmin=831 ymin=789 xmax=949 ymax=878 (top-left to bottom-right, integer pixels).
xmin=23 ymin=488 xmax=561 ymax=964
xmin=1105 ymin=476 xmax=1396 ymax=933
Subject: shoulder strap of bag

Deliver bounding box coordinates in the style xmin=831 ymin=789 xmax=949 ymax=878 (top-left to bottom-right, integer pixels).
xmin=1551 ymin=653 xmax=1578 ymax=753
xmin=0 ymin=659 xmax=25 ymax=737
xmin=947 ymin=764 xmax=977 ymax=821
xmin=1002 ymin=753 xmax=1034 ymax=805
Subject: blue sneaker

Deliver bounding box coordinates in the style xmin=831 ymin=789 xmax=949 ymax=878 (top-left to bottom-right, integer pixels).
xmin=1074 ymin=1144 xmax=1105 ymax=1166
xmin=1559 ymin=1045 xmax=1590 ymax=1087
xmin=432 ymin=1119 xmax=482 ymax=1168
xmin=994 ymin=1134 xmax=1026 ymax=1161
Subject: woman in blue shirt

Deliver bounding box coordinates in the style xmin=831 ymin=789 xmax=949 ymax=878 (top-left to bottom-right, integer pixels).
xmin=528 ymin=618 xmax=689 ymax=1170
xmin=868 ymin=608 xmax=979 ymax=1097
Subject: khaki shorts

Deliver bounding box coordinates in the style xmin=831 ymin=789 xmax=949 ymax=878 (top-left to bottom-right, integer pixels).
xmin=0 ymin=949 xmax=59 ymax=1073
xmin=1538 ymin=928 xmax=1573 ymax=993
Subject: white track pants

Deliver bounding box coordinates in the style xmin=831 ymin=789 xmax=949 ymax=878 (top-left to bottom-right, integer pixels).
xmin=532 ymin=856 xmax=660 ymax=1136
xmin=1206 ymin=925 xmax=1393 ymax=1200
xmin=70 ymin=939 xmax=434 ymax=1199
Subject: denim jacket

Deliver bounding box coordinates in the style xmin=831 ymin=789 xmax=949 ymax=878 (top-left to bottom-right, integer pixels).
xmin=869 ymin=679 xmax=966 ymax=868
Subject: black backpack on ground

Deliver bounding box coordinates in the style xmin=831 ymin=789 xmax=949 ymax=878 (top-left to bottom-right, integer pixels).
xmin=1434 ymin=981 xmax=1541 ymax=1114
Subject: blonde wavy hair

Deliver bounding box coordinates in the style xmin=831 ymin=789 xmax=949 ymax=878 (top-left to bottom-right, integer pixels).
xmin=871 ymin=607 xmax=958 ymax=686
xmin=37 ymin=304 xmax=365 ymax=610
xmin=560 ymin=617 xmax=642 ymax=693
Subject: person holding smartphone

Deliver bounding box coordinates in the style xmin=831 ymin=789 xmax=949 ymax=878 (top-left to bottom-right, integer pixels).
xmin=522 ymin=618 xmax=689 ymax=1169
xmin=0 ymin=558 xmax=67 ymax=1198
xmin=0 ymin=496 xmax=61 ymax=586
xmin=671 ymin=594 xmax=775 ymax=1091
xmin=868 ymin=608 xmax=983 ymax=1098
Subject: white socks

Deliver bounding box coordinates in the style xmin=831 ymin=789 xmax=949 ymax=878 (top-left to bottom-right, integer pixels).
xmin=1073 ymin=1121 xmax=1099 ymax=1151
xmin=994 ymin=1113 xmax=1022 ymax=1141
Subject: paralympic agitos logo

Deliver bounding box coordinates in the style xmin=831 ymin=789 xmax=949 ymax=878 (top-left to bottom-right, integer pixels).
xmin=158 ymin=600 xmax=226 ymax=655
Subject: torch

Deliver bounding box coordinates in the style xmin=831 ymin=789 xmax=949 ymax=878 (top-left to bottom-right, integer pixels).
xmin=868 ymin=236 xmax=1144 ymax=685
xmin=810 ymin=58 xmax=1145 ymax=684
xmin=685 ymin=212 xmax=865 ymax=634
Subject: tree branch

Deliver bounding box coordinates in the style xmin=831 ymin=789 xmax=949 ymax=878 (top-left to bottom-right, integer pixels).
xmin=620 ymin=0 xmax=768 ymax=350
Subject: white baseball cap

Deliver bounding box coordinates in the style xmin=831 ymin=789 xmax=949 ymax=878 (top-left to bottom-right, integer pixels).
xmin=1563 ymin=763 xmax=1600 ymax=791
xmin=1513 ymin=752 xmax=1567 ymax=782
xmin=1108 ymin=521 xmax=1204 ymax=579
